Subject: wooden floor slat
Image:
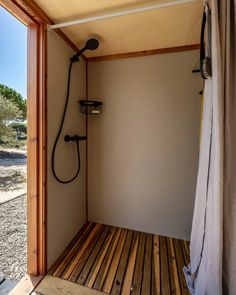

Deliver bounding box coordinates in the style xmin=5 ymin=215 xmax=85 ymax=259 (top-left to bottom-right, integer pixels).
xmin=174 ymin=239 xmax=189 ymax=295
xmin=102 ymin=229 xmax=127 ymax=294
xmin=62 ymin=223 xmax=101 ymax=280
xmin=131 ymin=232 xmax=145 ymax=295
xmin=141 ymin=234 xmax=152 ymax=295
xmin=85 ymin=227 xmax=117 ymax=288
xmin=180 ymin=240 xmax=190 ymax=267
xmin=51 ymin=222 xmax=95 ymax=277
xmin=160 ymin=236 xmax=171 ymax=295
xmin=167 ymin=238 xmax=181 ymax=295
xmin=69 ymin=224 xmax=105 ymax=282
xmin=76 ymin=226 xmax=112 ymax=285
xmin=93 ymin=228 xmax=122 ymax=291
xmin=111 ymin=230 xmax=133 ymax=295
xmin=152 ymin=235 xmax=160 ymax=295
xmin=49 ymin=223 xmax=190 ymax=295
xmin=121 ymin=231 xmax=139 ymax=295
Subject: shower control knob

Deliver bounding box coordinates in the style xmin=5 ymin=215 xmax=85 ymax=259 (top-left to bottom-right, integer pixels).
xmin=64 ymin=135 xmax=73 ymax=142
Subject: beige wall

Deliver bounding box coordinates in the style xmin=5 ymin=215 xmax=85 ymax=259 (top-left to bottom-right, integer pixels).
xmin=88 ymin=50 xmax=202 ymax=240
xmin=47 ymin=31 xmax=86 ymax=268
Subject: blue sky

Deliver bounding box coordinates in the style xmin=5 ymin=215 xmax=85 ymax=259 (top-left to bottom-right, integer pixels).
xmin=0 ymin=6 xmax=27 ymax=98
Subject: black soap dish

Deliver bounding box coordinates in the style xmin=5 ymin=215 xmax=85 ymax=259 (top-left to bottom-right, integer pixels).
xmin=79 ymin=100 xmax=103 ymax=115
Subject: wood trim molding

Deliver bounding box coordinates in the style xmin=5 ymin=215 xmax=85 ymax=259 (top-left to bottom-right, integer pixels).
xmin=6 ymin=0 xmax=81 ymax=54
xmin=87 ymin=44 xmax=200 ymax=62
xmin=9 ymin=0 xmax=50 ymax=23
xmin=85 ymin=61 xmax=89 ymax=223
xmin=27 ymin=21 xmax=41 ymax=276
xmin=0 ymin=0 xmax=35 ymax=25
xmin=37 ymin=23 xmax=48 ymax=275
xmin=27 ymin=20 xmax=47 ymax=276
xmin=0 ymin=0 xmax=47 ymax=276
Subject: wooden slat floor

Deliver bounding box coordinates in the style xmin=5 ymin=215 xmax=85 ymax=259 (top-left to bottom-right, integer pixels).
xmin=48 ymin=222 xmax=190 ymax=295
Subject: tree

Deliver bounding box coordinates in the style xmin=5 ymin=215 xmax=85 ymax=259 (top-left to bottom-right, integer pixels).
xmin=0 ymin=84 xmax=27 ymax=119
xmin=10 ymin=121 xmax=27 ymax=140
xmin=0 ymin=95 xmax=21 ymax=142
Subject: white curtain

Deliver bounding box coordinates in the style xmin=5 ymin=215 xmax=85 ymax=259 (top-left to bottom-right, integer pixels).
xmin=221 ymin=0 xmax=236 ymax=293
xmin=184 ymin=0 xmax=236 ymax=294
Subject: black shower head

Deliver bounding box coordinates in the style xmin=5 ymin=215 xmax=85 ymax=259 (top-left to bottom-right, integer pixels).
xmin=85 ymin=38 xmax=99 ymax=50
xmin=71 ymin=38 xmax=99 ymax=62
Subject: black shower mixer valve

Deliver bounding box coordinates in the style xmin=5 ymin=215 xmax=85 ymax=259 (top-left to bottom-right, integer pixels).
xmin=64 ymin=135 xmax=87 ymax=142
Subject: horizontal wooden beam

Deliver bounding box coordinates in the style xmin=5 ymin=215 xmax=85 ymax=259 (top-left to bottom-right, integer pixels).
xmin=87 ymin=44 xmax=200 ymax=62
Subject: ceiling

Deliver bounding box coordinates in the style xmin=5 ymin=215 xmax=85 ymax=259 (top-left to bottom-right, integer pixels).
xmin=34 ymin=0 xmax=203 ymax=57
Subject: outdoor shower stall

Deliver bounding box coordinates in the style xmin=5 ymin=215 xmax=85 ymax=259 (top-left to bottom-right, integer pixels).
xmin=2 ymin=0 xmax=217 ymax=294
xmin=44 ymin=22 xmax=202 ymax=295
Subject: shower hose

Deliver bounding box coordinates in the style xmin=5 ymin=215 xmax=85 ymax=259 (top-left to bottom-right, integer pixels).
xmin=51 ymin=60 xmax=81 ymax=184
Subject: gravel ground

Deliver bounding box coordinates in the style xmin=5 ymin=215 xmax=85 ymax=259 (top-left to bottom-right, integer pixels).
xmin=0 ymin=194 xmax=27 ymax=282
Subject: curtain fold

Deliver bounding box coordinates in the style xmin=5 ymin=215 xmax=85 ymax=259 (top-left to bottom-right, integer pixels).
xmin=184 ymin=0 xmax=236 ymax=294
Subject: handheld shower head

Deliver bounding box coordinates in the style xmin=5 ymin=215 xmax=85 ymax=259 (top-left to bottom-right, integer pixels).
xmin=86 ymin=38 xmax=99 ymax=50
xmin=71 ymin=38 xmax=99 ymax=62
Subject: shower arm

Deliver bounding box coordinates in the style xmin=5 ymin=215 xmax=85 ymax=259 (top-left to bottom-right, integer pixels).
xmin=71 ymin=47 xmax=87 ymax=62
xmin=71 ymin=39 xmax=99 ymax=62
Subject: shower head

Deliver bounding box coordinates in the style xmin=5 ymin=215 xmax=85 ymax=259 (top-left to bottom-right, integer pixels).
xmin=85 ymin=38 xmax=99 ymax=50
xmin=71 ymin=38 xmax=99 ymax=62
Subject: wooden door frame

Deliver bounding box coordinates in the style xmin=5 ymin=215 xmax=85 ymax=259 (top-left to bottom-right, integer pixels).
xmin=0 ymin=0 xmax=47 ymax=275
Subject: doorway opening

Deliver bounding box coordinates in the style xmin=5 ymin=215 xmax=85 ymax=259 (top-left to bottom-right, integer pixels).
xmin=0 ymin=0 xmax=47 ymax=286
xmin=0 ymin=5 xmax=27 ymax=286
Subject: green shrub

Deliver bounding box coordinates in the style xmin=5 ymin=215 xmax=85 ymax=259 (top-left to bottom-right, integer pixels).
xmin=0 ymin=84 xmax=27 ymax=119
xmin=0 ymin=95 xmax=22 ymax=143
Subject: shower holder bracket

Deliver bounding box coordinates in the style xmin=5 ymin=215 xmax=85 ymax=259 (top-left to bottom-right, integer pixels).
xmin=64 ymin=135 xmax=87 ymax=142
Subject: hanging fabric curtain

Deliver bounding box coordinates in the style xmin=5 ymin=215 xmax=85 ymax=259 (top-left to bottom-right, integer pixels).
xmin=184 ymin=0 xmax=236 ymax=294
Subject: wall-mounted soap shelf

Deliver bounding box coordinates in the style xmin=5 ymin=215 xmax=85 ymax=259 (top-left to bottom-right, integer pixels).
xmin=79 ymin=100 xmax=103 ymax=115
